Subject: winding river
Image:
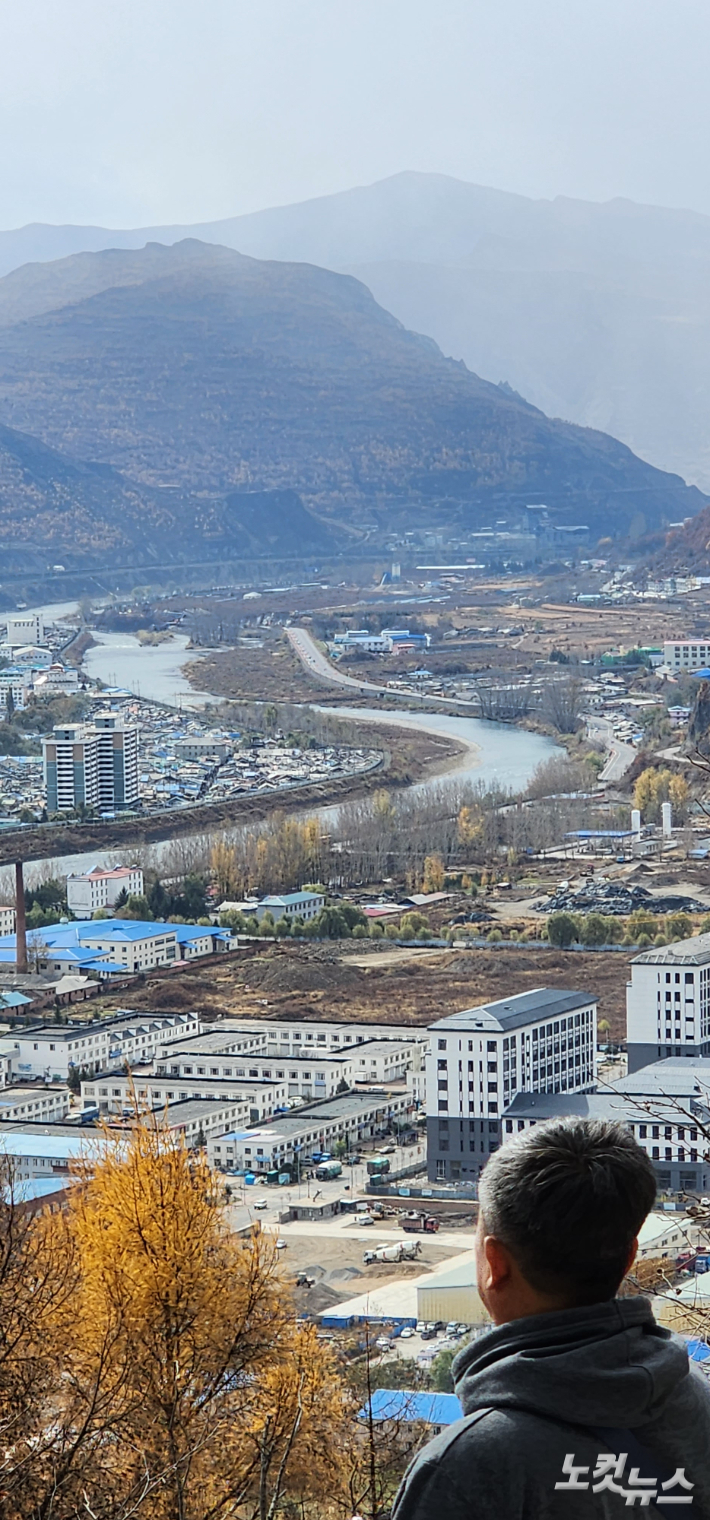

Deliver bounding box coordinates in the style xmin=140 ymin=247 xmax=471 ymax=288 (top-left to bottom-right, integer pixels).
xmin=4 ymin=606 xmax=562 ymax=888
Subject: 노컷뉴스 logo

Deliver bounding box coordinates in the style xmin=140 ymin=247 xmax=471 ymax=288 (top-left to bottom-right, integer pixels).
xmin=555 ymin=1453 xmax=694 ymax=1505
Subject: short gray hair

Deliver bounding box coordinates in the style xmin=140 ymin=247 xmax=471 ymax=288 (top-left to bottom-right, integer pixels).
xmin=479 ymin=1119 xmax=656 ymax=1304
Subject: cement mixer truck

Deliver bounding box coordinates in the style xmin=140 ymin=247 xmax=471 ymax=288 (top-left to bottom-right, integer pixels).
xmin=363 ymin=1239 xmax=422 ymax=1266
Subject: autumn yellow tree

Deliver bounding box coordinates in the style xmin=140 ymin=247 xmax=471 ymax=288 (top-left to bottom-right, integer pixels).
xmin=422 ymin=854 xmax=445 ymax=893
xmin=210 ymin=838 xmax=239 ymax=899
xmin=64 ymin=1121 xmax=350 ymax=1520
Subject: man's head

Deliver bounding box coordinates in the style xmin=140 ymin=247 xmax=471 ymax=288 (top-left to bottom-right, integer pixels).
xmin=475 ymin=1118 xmax=656 ymax=1324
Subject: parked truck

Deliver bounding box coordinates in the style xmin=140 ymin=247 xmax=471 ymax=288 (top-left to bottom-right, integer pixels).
xmin=315 ymin=1160 xmax=343 ymax=1181
xmin=401 ymin=1211 xmax=440 ymax=1234
xmin=363 ymin=1239 xmax=422 ymax=1266
xmin=366 ymin=1157 xmax=391 ymax=1177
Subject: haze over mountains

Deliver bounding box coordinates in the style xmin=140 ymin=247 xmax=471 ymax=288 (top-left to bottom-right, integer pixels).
xmin=4 ymin=172 xmax=710 ymax=493
xmin=0 ymin=238 xmax=702 ymax=572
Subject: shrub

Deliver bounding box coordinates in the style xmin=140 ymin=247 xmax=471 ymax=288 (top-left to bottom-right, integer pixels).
xmin=487 ymin=928 xmax=503 ymax=943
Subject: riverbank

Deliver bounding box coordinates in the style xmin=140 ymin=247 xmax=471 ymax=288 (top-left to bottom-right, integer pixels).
xmin=0 ymin=716 xmax=467 ymax=869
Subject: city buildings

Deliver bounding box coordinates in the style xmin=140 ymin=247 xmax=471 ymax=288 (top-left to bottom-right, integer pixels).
xmin=5 ymin=612 xmax=44 ymax=647
xmin=42 ymin=711 xmax=139 ymax=813
xmin=1 ymin=1011 xmax=200 ymax=1080
xmin=0 ymin=906 xmax=15 ymax=936
xmin=66 ymin=864 xmax=144 ymax=918
xmin=254 ymin=891 xmax=325 ymax=924
xmin=663 ymin=638 xmax=710 ymax=672
xmin=81 ymin=1068 xmax=285 ymax=1123
xmin=502 ymin=1075 xmax=710 ymax=1197
xmin=626 ymin=934 xmax=710 ymax=1072
xmin=0 ymin=919 xmax=233 ymax=978
xmin=207 ymin=1089 xmax=414 ymax=1173
xmin=426 ymin=989 xmax=598 ymax=1182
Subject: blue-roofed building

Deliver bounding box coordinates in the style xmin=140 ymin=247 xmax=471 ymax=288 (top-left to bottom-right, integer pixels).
xmin=255 ymin=892 xmax=325 ymax=924
xmin=0 ymin=918 xmax=232 ymax=978
xmin=360 ymin=1391 xmax=463 ymax=1432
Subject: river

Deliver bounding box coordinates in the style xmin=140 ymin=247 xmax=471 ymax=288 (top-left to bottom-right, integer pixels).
xmin=6 ymin=602 xmax=562 ymax=887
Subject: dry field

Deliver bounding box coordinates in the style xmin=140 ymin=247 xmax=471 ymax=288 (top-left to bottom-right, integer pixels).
xmin=104 ymin=942 xmax=634 ymax=1044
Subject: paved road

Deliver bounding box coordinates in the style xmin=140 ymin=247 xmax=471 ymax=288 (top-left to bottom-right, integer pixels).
xmin=586 ymin=715 xmax=636 ymax=782
xmin=286 ymin=625 xmax=481 ymax=712
xmin=286 ymin=626 xmax=392 ymax=697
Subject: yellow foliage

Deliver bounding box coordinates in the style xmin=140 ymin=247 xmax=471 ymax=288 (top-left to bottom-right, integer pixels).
xmin=0 ymin=1121 xmax=353 ymax=1520
xmin=422 ymin=853 xmax=445 ymax=893
xmin=457 ymin=804 xmax=482 ymax=846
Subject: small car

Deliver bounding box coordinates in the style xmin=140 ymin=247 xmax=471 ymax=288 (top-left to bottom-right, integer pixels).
xmin=252 ymin=1199 xmax=268 ymax=1210
xmin=399 ymin=1326 xmax=414 ymax=1339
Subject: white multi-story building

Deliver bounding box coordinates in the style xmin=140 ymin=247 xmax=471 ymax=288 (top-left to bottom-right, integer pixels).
xmin=43 ymin=711 xmax=139 ymax=814
xmin=67 ymin=865 xmax=144 ymax=919
xmin=207 ymin=1089 xmax=414 ymax=1174
xmin=82 ymin=1070 xmax=284 ymax=1123
xmin=215 ymin=1016 xmax=429 ymax=1058
xmin=6 ymin=1012 xmax=200 ymax=1080
xmin=626 ymin=935 xmax=710 ymax=1072
xmin=0 ymin=906 xmax=15 ymax=937
xmin=0 ymin=669 xmax=29 ymax=710
xmin=254 ymin=892 xmax=325 ymax=924
xmin=427 ymin=989 xmax=598 ymax=1183
xmin=503 ymin=1055 xmax=710 ymax=1196
xmin=0 ymin=1085 xmax=70 ymax=1122
xmin=6 ymin=613 xmax=44 ymax=647
xmin=663 ymin=639 xmax=710 ymax=673
xmin=32 ymin=664 xmax=80 ymax=695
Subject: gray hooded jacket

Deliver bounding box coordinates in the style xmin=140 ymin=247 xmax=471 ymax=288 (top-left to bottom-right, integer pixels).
xmin=392 ymin=1298 xmax=710 ymax=1518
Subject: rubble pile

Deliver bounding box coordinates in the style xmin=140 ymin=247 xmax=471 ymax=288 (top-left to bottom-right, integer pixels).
xmin=537 ymin=880 xmax=708 ymax=917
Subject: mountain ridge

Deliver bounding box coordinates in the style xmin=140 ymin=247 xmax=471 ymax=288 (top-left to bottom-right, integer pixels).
xmin=3 ymin=172 xmax=710 ymax=487
xmin=0 ymin=237 xmax=703 ymax=571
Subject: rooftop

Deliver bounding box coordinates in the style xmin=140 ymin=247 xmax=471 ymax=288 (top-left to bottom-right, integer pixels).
xmin=612 ymin=1058 xmax=710 ymax=1098
xmin=364 ymin=1391 xmax=463 ymax=1425
xmin=430 ymin=988 xmax=594 ymax=1035
xmin=633 ymin=933 xmax=710 ymax=966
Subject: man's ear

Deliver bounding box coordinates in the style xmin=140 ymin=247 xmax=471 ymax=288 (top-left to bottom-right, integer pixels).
xmin=483 ymin=1233 xmax=514 ymax=1292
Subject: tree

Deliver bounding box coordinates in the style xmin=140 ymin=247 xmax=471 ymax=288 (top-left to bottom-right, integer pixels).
xmin=422 ymin=854 xmax=445 ymax=893
xmin=62 ymin=1118 xmax=349 ymax=1520
xmin=579 ymin=913 xmax=609 ymax=947
xmin=429 ymin=1346 xmax=457 ymax=1392
xmin=115 ymin=893 xmax=153 ymax=920
xmin=545 ymin=677 xmax=582 ymax=734
xmin=5 ymin=687 xmax=14 ymax=722
xmin=546 ymin=912 xmax=578 ymax=948
xmin=667 ymin=913 xmax=693 ymax=941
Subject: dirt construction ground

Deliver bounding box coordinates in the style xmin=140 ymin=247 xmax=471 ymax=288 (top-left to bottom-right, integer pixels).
xmin=104 ymin=942 xmax=634 ymax=1044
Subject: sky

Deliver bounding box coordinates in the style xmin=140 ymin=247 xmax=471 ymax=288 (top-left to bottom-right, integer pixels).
xmin=3 ymin=0 xmax=710 ymax=228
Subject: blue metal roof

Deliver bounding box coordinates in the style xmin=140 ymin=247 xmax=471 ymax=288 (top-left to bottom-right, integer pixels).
xmin=686 ymin=1338 xmax=710 ymax=1363
xmin=362 ymin=1391 xmax=463 ymax=1425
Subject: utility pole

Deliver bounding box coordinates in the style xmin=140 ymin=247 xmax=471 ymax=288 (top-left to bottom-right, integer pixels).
xmin=15 ymin=860 xmax=27 ymax=974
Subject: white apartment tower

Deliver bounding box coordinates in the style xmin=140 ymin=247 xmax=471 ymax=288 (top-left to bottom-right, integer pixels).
xmin=43 ymin=712 xmax=139 ymax=814
xmin=427 ymin=988 xmax=598 ymax=1183
xmin=626 ymin=935 xmax=710 ymax=1072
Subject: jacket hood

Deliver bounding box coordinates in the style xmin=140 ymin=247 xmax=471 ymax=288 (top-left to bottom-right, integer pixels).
xmin=453 ymin=1298 xmax=690 ymax=1430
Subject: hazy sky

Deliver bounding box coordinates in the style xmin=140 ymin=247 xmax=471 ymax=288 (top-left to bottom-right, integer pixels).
xmin=3 ymin=0 xmax=710 ymax=227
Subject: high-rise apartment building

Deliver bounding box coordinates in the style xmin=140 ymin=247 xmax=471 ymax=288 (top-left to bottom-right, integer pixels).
xmin=43 ymin=712 xmax=139 ymax=814
xmin=426 ymin=988 xmax=597 ymax=1183
xmin=626 ymin=935 xmax=710 ymax=1072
